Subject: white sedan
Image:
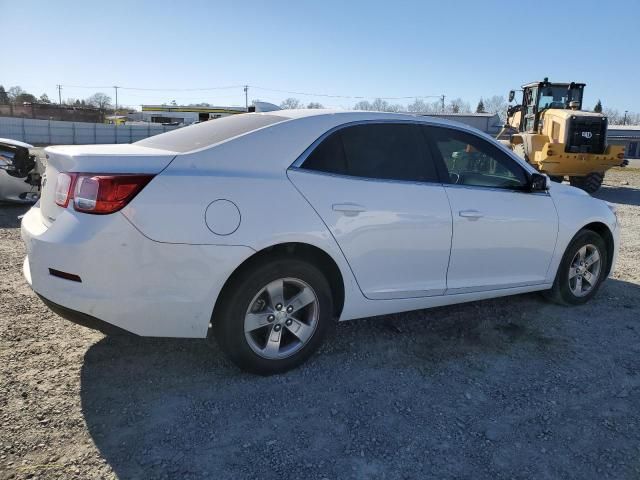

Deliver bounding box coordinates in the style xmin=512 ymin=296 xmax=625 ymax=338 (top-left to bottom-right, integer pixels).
xmin=21 ymin=110 xmax=619 ymax=374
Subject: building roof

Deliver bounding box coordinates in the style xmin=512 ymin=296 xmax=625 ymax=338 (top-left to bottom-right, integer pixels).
xmin=141 ymin=105 xmax=246 ymax=113
xmin=608 ymin=125 xmax=640 ymax=139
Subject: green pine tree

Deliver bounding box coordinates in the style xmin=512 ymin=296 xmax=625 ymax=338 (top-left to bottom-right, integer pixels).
xmin=594 ymin=99 xmax=602 ymax=113
xmin=476 ymin=98 xmax=485 ymax=113
xmin=0 ymin=86 xmax=9 ymax=105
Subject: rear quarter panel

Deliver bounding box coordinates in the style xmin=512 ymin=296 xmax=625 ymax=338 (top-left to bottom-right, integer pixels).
xmin=121 ymin=117 xmax=366 ymax=320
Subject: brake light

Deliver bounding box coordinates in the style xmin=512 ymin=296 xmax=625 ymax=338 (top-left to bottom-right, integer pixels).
xmin=54 ymin=172 xmax=77 ymax=207
xmin=617 ymin=152 xmax=625 ymax=160
xmin=73 ymin=174 xmax=154 ymax=214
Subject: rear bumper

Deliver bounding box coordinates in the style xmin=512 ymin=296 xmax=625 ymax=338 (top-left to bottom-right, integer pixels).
xmin=37 ymin=293 xmax=133 ymax=336
xmin=21 ymin=205 xmax=254 ymax=338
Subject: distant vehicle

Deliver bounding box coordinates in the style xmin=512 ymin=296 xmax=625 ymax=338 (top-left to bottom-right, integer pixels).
xmin=21 ymin=111 xmax=619 ymax=374
xmin=0 ymin=138 xmax=42 ymax=203
xmin=500 ymin=78 xmax=626 ymax=193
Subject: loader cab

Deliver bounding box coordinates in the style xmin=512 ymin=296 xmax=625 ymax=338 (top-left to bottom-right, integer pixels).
xmin=514 ymin=79 xmax=585 ymax=133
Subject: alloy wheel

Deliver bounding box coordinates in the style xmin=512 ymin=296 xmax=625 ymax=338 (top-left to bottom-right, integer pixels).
xmin=568 ymin=244 xmax=602 ymax=297
xmin=244 ymin=277 xmax=319 ymax=359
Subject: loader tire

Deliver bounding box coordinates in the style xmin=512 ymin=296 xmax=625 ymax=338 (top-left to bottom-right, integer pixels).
xmin=569 ymin=172 xmax=604 ymax=194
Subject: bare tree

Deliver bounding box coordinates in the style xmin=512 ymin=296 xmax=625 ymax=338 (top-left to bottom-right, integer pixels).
xmin=280 ymin=98 xmax=302 ymax=109
xmin=353 ymin=100 xmax=373 ymax=110
xmin=603 ymin=108 xmax=621 ymax=125
xmin=7 ymin=86 xmax=25 ymax=102
xmin=360 ymin=98 xmax=404 ymax=112
xmin=371 ymin=98 xmax=391 ymax=111
xmin=8 ymin=85 xmax=37 ymax=104
xmin=86 ymin=92 xmax=112 ymax=111
xmin=483 ymin=95 xmax=508 ymax=121
xmin=407 ymin=98 xmax=429 ymax=113
xmin=446 ymin=98 xmax=471 ymax=114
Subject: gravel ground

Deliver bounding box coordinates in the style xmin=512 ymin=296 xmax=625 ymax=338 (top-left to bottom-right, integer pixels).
xmin=1 ymin=168 xmax=640 ymax=480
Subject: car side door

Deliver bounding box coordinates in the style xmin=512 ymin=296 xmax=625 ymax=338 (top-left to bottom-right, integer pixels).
xmin=288 ymin=122 xmax=453 ymax=300
xmin=422 ymin=125 xmax=558 ymax=293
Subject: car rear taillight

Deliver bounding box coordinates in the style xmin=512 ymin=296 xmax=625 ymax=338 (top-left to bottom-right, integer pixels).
xmin=54 ymin=172 xmax=77 ymax=207
xmin=73 ymin=174 xmax=154 ymax=214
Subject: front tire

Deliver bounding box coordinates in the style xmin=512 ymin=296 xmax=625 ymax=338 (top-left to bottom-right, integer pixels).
xmin=545 ymin=230 xmax=608 ymax=305
xmin=213 ymin=258 xmax=333 ymax=375
xmin=569 ymin=172 xmax=604 ymax=194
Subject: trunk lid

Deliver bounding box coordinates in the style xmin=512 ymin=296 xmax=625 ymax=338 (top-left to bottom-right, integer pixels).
xmin=40 ymin=144 xmax=176 ymax=224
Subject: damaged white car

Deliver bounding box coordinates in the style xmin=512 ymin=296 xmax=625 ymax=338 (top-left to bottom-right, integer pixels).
xmin=0 ymin=138 xmax=42 ymax=203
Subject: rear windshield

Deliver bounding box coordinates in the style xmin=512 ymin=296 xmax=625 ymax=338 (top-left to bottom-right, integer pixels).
xmin=135 ymin=114 xmax=288 ymax=153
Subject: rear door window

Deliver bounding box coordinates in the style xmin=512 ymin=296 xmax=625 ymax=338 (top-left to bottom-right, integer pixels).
xmin=300 ymin=130 xmax=347 ymax=175
xmin=301 ymin=123 xmax=438 ymax=183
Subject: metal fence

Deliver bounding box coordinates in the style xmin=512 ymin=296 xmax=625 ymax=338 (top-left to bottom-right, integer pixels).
xmin=0 ymin=116 xmax=182 ymax=145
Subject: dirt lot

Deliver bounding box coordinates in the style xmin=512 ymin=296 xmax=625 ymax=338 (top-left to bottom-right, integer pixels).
xmin=1 ymin=169 xmax=639 ymax=480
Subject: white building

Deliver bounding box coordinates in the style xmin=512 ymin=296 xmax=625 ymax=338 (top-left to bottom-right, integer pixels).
xmin=140 ymin=105 xmax=247 ymax=124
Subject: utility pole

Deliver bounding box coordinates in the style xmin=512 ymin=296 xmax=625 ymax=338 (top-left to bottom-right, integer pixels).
xmin=624 ymin=110 xmax=628 ymax=125
xmin=441 ymin=94 xmax=446 ymax=112
xmin=244 ymin=85 xmax=249 ymax=111
xmin=114 ymin=86 xmax=119 ymax=115
xmin=56 ymin=84 xmax=62 ymax=105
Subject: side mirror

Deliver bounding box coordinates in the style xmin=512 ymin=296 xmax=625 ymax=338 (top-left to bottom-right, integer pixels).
xmin=508 ymin=90 xmax=515 ymax=102
xmin=529 ymin=173 xmax=549 ymax=192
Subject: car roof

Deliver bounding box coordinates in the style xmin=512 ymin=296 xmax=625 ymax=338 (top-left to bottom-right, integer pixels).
xmin=158 ymin=108 xmax=537 ymax=176
xmin=136 ymin=109 xmax=472 ymax=154
xmin=273 ymin=108 xmax=453 ymax=124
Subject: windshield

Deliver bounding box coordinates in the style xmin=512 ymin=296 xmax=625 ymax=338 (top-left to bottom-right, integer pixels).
xmin=537 ymin=86 xmax=583 ymax=110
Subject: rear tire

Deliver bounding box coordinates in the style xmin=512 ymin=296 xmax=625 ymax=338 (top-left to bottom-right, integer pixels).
xmin=569 ymin=172 xmax=604 ymax=194
xmin=213 ymin=258 xmax=334 ymax=375
xmin=549 ymin=175 xmax=564 ymax=183
xmin=544 ymin=230 xmax=608 ymax=305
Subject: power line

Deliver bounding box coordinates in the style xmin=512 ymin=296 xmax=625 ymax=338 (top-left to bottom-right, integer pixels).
xmin=61 ymin=84 xmax=244 ymax=92
xmin=250 ymin=85 xmax=442 ymax=100
xmin=59 ymin=83 xmax=443 ymax=101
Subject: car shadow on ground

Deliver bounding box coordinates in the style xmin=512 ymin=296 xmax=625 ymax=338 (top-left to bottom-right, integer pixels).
xmin=0 ymin=204 xmax=30 ymax=228
xmin=79 ymin=278 xmax=640 ymax=479
xmin=594 ymin=184 xmax=640 ymax=206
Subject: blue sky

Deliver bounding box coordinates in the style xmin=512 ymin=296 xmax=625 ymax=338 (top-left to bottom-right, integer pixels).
xmin=3 ymin=0 xmax=639 ymax=112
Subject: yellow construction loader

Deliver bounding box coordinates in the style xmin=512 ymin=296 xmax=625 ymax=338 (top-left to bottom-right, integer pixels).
xmin=499 ymin=78 xmax=626 ymax=193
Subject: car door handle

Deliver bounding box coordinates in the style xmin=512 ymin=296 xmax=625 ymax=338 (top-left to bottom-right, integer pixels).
xmin=332 ymin=203 xmax=366 ymax=216
xmin=459 ymin=209 xmax=484 ymax=219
